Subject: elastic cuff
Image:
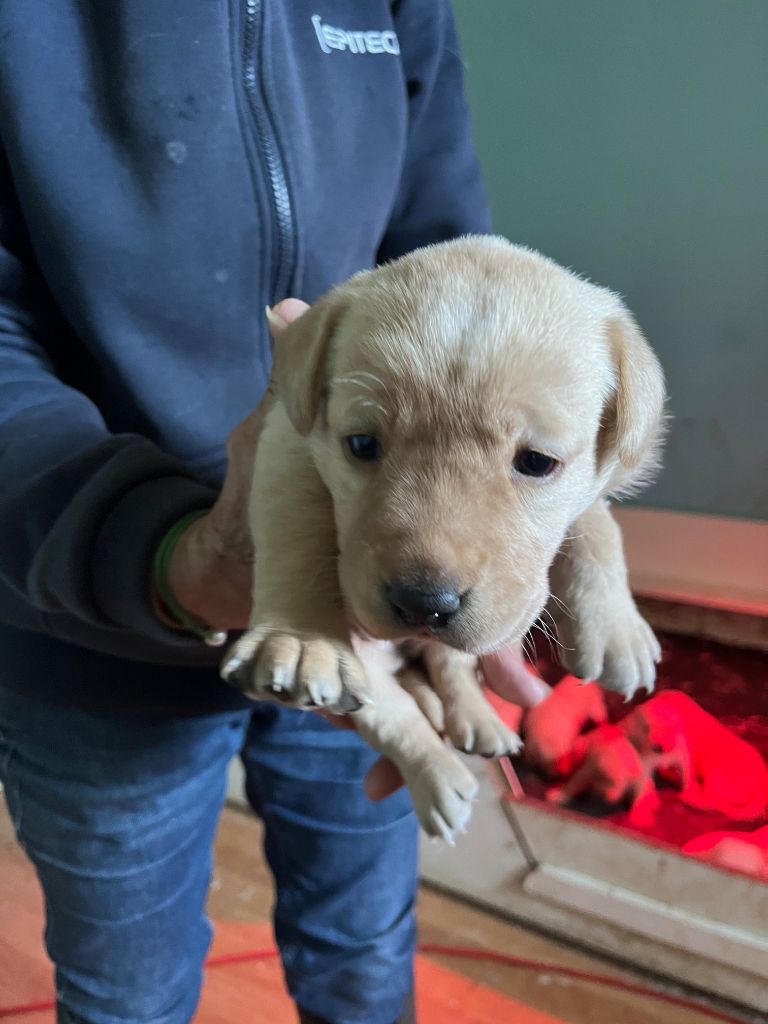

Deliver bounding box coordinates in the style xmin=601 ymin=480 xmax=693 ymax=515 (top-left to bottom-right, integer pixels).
xmin=91 ymin=475 xmax=216 ymax=644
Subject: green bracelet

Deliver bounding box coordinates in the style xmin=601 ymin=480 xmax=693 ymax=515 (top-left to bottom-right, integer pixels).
xmin=152 ymin=509 xmax=228 ymax=648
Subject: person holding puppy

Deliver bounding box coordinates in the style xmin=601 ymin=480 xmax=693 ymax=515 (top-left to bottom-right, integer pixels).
xmin=0 ymin=4 xmax=546 ymax=1024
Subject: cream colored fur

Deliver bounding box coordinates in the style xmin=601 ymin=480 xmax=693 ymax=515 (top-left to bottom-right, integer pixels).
xmin=221 ymin=236 xmax=666 ymax=840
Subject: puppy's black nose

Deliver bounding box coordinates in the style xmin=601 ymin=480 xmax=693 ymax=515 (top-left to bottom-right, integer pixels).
xmin=386 ymin=580 xmax=462 ymax=630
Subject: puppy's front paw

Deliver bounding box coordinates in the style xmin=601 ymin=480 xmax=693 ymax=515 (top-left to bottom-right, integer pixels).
xmin=562 ymin=600 xmax=661 ymax=701
xmin=221 ymin=626 xmax=368 ymax=712
xmin=407 ymin=753 xmax=479 ymax=843
xmin=596 ymin=605 xmax=661 ymax=700
xmin=444 ymin=704 xmax=522 ymax=759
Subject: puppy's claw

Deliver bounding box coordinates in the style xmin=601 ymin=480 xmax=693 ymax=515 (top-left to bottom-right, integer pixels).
xmin=222 ymin=659 xmax=251 ymax=691
xmin=220 ymin=656 xmax=242 ymax=681
xmin=431 ymin=811 xmax=458 ymax=845
xmin=334 ymin=691 xmax=366 ymax=714
xmin=268 ymin=667 xmax=287 ymax=694
xmin=507 ymin=734 xmax=524 ymax=756
xmin=269 ymin=682 xmax=294 ymax=703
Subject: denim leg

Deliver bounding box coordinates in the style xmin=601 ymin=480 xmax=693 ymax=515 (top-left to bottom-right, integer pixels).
xmin=0 ymin=686 xmax=248 ymax=1024
xmin=297 ymin=992 xmax=416 ymax=1024
xmin=57 ymin=1009 xmax=91 ymax=1024
xmin=242 ymin=706 xmax=419 ymax=1024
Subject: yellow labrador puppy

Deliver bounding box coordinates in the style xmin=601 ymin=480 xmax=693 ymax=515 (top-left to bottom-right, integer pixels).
xmin=222 ymin=236 xmax=665 ymax=840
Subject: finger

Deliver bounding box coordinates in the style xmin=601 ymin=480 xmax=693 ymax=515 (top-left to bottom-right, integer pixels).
xmin=481 ymin=648 xmax=551 ymax=708
xmin=365 ymin=757 xmax=404 ymax=801
xmin=266 ymin=297 xmax=310 ymax=337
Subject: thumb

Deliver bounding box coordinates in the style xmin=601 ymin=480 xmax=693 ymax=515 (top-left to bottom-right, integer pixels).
xmin=266 ymin=298 xmax=310 ymax=339
xmin=481 ymin=647 xmax=551 ymax=708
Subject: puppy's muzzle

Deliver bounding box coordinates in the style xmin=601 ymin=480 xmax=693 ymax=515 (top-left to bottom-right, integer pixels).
xmin=385 ymin=577 xmax=463 ymax=632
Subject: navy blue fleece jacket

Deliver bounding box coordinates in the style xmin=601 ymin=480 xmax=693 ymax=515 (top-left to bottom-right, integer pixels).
xmin=0 ymin=1 xmax=490 ymax=713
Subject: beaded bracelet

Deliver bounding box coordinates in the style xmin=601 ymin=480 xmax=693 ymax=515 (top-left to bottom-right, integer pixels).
xmin=151 ymin=509 xmax=228 ymax=648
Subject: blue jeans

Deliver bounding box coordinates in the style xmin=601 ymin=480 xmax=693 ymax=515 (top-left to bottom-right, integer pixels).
xmin=0 ymin=686 xmax=418 ymax=1024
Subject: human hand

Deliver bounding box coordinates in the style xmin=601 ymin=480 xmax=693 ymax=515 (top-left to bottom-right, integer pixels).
xmin=481 ymin=646 xmax=551 ymax=707
xmin=166 ymin=299 xmax=310 ymax=630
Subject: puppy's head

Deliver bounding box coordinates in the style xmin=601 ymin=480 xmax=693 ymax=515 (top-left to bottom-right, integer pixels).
xmin=625 ymin=700 xmax=682 ymax=755
xmin=274 ymin=236 xmax=665 ymax=654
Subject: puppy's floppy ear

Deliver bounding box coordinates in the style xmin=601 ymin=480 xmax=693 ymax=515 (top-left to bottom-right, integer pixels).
xmin=271 ymin=290 xmax=348 ymax=436
xmin=597 ymin=307 xmax=666 ymax=493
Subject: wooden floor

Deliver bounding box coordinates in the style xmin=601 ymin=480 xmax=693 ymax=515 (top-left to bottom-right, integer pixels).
xmin=0 ymin=800 xmax=733 ymax=1024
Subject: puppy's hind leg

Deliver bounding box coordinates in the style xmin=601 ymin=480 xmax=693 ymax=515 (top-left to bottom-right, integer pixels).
xmin=352 ymin=654 xmax=479 ymax=842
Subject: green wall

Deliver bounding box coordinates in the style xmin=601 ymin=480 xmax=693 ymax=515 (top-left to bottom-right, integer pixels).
xmin=454 ymin=1 xmax=768 ymax=520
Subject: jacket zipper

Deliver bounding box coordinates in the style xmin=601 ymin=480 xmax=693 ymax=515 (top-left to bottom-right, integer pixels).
xmin=242 ymin=0 xmax=297 ymax=302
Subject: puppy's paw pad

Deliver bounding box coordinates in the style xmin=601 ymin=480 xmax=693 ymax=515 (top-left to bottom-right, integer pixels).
xmin=221 ymin=628 xmax=364 ymax=709
xmin=487 ymin=724 xmax=523 ymax=758
xmin=410 ymin=756 xmax=479 ymax=841
xmin=595 ymin=615 xmax=661 ymax=698
xmin=445 ymin=710 xmax=522 ymax=759
xmin=565 ymin=654 xmax=604 ymax=685
xmin=471 ymin=723 xmax=522 ymax=759
xmin=564 ymin=593 xmax=661 ymax=699
xmin=220 ymin=628 xmax=267 ymax=691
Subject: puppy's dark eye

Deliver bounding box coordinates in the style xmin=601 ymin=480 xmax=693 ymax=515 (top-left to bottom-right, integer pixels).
xmin=346 ymin=434 xmax=382 ymax=461
xmin=513 ymin=449 xmax=558 ymax=478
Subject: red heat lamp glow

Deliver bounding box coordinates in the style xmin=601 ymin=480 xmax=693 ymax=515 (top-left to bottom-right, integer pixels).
xmin=502 ymin=633 xmax=768 ymax=872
